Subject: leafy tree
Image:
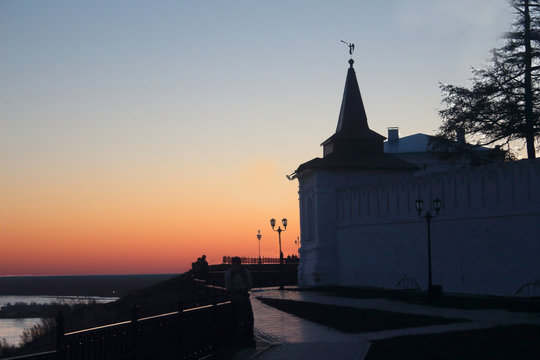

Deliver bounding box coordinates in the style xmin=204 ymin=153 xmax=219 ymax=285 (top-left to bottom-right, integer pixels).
xmin=437 ymin=0 xmax=540 ymax=159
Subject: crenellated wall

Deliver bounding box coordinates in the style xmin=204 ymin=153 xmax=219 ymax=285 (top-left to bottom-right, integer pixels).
xmin=298 ymin=160 xmax=540 ymax=296
xmin=337 ymin=159 xmax=540 ymax=224
xmin=297 ymin=168 xmax=414 ymax=287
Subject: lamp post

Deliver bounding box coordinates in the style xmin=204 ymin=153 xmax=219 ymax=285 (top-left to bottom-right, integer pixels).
xmin=270 ymin=217 xmax=287 ymax=290
xmin=256 ymin=230 xmax=262 ymax=265
xmin=415 ymin=198 xmax=442 ymax=296
xmin=295 ymin=236 xmax=300 ymax=254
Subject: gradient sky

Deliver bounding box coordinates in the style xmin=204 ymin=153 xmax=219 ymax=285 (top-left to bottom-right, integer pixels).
xmin=1 ymin=0 xmax=513 ymax=275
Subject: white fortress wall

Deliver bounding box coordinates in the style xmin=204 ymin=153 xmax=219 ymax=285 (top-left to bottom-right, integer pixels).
xmin=335 ymin=160 xmax=540 ymax=296
xmin=298 ymin=168 xmax=414 ymax=287
xmin=298 ymin=170 xmax=340 ymax=286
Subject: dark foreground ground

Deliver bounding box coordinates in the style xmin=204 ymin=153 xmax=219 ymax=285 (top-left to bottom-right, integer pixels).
xmin=258 ymin=288 xmax=540 ymax=360
xmin=366 ymin=324 xmax=540 ymax=360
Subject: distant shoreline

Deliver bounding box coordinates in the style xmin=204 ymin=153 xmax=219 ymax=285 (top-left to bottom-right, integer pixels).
xmin=0 ymin=274 xmax=177 ymax=297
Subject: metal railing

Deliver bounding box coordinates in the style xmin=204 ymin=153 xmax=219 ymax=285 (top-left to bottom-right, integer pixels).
xmin=206 ymin=268 xmax=298 ymax=288
xmin=395 ymin=276 xmax=421 ymax=290
xmin=58 ymin=301 xmax=235 ymax=360
xmin=515 ymin=281 xmax=540 ymax=297
xmin=2 ymin=351 xmax=57 ymax=360
xmin=222 ymin=256 xmax=299 ymax=264
xmin=5 ymin=285 xmax=246 ymax=360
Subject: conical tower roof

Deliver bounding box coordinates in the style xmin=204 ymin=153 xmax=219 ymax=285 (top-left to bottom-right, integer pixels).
xmin=321 ymin=59 xmax=385 ymax=153
xmin=334 ymin=59 xmax=384 ymax=140
xmin=291 ymin=59 xmax=418 ymax=178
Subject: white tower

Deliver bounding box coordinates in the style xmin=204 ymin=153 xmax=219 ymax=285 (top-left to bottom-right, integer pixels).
xmin=290 ymin=59 xmax=418 ymax=287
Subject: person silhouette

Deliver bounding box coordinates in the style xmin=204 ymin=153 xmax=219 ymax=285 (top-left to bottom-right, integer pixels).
xmin=224 ymin=257 xmax=254 ymax=341
xmin=199 ymin=255 xmax=209 ymax=280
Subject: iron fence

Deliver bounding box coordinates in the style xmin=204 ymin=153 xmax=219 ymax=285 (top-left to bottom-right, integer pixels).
xmin=2 ymin=351 xmax=57 ymax=360
xmin=395 ymin=276 xmax=421 ymax=291
xmin=5 ymin=285 xmax=245 ymax=360
xmin=515 ymin=282 xmax=540 ymax=297
xmin=57 ymin=302 xmax=235 ymax=360
xmin=222 ymin=256 xmax=299 ymax=264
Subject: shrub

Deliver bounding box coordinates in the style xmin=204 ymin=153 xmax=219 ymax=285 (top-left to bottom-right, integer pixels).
xmin=0 ymin=338 xmax=17 ymax=358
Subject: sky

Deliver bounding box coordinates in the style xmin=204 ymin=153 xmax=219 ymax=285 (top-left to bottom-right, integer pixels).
xmin=0 ymin=0 xmax=514 ymax=275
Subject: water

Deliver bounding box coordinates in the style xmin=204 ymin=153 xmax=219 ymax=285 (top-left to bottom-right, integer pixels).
xmin=0 ymin=317 xmax=43 ymax=346
xmin=0 ymin=295 xmax=117 ymax=346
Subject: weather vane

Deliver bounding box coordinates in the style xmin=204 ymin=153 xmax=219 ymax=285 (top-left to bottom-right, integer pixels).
xmin=341 ymin=40 xmax=355 ymax=56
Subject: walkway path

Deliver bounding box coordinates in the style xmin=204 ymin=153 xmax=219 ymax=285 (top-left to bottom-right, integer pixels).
xmin=230 ymin=287 xmax=540 ymax=360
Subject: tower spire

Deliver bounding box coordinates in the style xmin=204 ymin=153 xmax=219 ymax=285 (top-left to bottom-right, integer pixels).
xmin=290 ymin=57 xmax=419 ymax=179
xmin=335 ymin=58 xmax=371 ymax=135
xmin=321 ymin=58 xmax=385 ymax=156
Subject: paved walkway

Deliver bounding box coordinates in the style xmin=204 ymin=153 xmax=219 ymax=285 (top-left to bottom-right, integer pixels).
xmin=229 ymin=287 xmax=540 ymax=360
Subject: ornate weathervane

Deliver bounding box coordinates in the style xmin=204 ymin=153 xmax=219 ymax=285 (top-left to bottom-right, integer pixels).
xmin=341 ymin=40 xmax=354 ymax=56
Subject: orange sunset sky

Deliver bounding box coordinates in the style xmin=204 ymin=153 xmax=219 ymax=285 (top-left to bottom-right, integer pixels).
xmin=0 ymin=0 xmax=512 ymax=275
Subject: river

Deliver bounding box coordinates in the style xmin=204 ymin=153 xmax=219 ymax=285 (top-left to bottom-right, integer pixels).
xmin=0 ymin=295 xmax=117 ymax=346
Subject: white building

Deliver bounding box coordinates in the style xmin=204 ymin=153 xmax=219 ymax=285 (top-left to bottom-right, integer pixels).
xmin=290 ymin=59 xmax=540 ymax=296
xmin=383 ymin=128 xmax=505 ymax=175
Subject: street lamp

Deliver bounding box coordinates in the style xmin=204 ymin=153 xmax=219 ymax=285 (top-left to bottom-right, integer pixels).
xmin=295 ymin=236 xmax=300 ymax=254
xmin=256 ymin=230 xmax=262 ymax=265
xmin=415 ymin=198 xmax=442 ymax=296
xmin=270 ymin=217 xmax=287 ymax=290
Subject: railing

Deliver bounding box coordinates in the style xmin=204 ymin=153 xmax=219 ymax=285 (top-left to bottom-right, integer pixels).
xmin=5 ymin=285 xmax=246 ymax=360
xmin=206 ymin=267 xmax=298 ymax=288
xmin=222 ymin=256 xmax=299 ymax=264
xmin=395 ymin=276 xmax=421 ymax=290
xmin=515 ymin=281 xmax=540 ymax=297
xmin=2 ymin=351 xmax=57 ymax=360
xmin=60 ymin=302 xmax=235 ymax=360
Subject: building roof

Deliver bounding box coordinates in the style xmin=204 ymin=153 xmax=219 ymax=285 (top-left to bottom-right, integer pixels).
xmin=321 ymin=59 xmax=385 ymax=146
xmin=384 ymin=133 xmax=495 ymax=154
xmin=384 ymin=133 xmax=433 ymax=154
xmin=295 ymin=152 xmax=420 ymax=174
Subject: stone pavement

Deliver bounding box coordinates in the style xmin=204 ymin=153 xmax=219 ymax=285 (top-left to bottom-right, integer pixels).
xmin=228 ymin=287 xmax=540 ymax=360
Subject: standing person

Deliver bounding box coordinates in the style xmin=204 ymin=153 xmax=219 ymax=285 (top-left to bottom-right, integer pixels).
xmin=224 ymin=257 xmax=254 ymax=341
xmin=192 ymin=258 xmax=201 ymax=279
xmin=199 ymin=255 xmax=209 ymax=281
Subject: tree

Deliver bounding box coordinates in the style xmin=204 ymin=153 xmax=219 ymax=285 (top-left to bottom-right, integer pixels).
xmin=437 ymin=0 xmax=540 ymax=159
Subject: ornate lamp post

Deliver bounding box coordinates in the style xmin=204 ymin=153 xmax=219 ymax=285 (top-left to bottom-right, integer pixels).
xmin=270 ymin=217 xmax=287 ymax=290
xmin=415 ymin=198 xmax=442 ymax=295
xmin=256 ymin=230 xmax=262 ymax=265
